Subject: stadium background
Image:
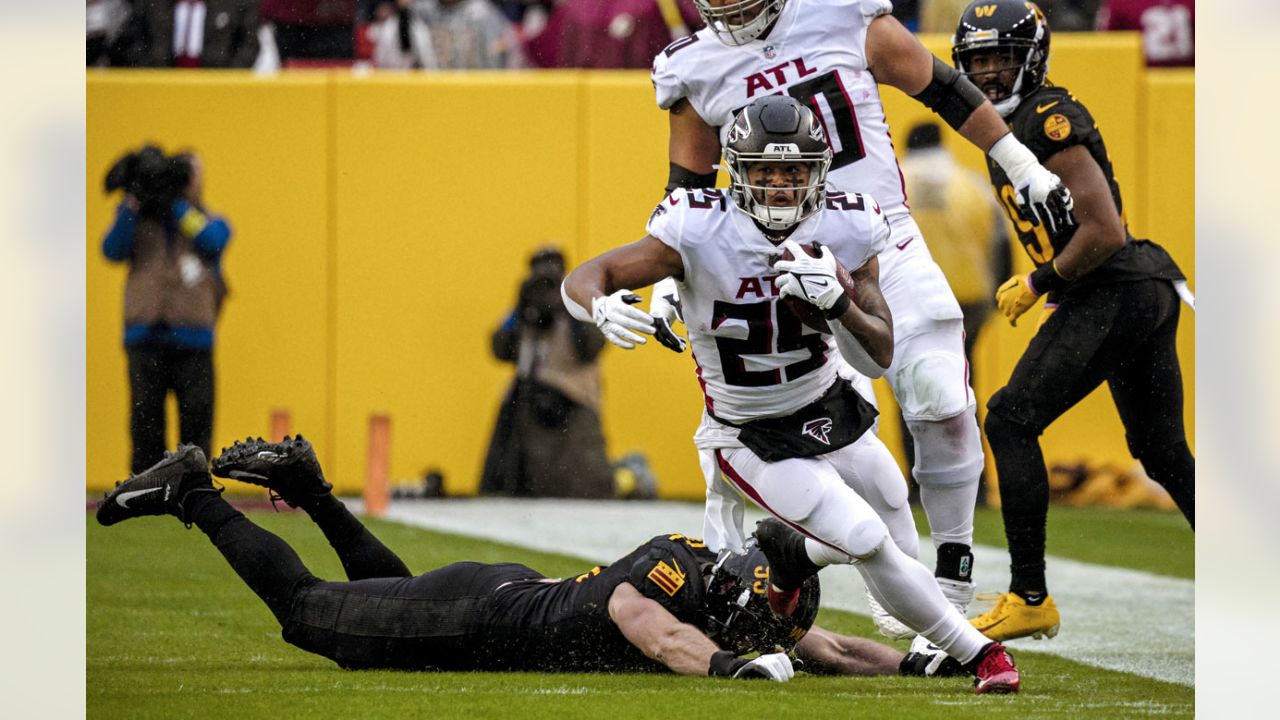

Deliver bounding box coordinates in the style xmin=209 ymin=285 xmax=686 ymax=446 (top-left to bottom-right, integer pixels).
xmin=85 ymin=33 xmax=1193 ymax=498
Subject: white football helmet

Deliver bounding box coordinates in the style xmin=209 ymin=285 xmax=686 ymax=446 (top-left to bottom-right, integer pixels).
xmin=693 ymin=0 xmax=787 ymax=46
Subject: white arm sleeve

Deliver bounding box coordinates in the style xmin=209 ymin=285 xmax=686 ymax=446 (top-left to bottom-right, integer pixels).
xmin=561 ymin=282 xmax=593 ymax=323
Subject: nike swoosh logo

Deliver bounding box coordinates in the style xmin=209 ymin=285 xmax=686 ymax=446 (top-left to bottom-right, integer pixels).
xmin=1036 ymin=101 xmax=1059 ymax=113
xmin=228 ymin=470 xmax=269 ymax=481
xmin=896 ymin=238 xmax=914 ymax=251
xmin=116 ymin=487 xmax=162 ymax=508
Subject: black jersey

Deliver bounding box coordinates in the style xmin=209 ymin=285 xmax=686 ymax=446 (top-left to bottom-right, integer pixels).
xmin=478 ymin=534 xmax=716 ymax=673
xmin=985 ymin=86 xmax=1183 ymax=297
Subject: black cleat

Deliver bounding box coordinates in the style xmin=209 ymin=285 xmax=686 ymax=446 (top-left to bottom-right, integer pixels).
xmin=754 ymin=518 xmax=823 ymax=617
xmin=211 ymin=435 xmax=332 ymax=508
xmin=97 ymin=445 xmax=220 ymax=527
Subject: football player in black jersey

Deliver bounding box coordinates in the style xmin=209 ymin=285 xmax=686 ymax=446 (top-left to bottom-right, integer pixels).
xmin=950 ymin=0 xmax=1195 ymax=643
xmin=95 ymin=437 xmax=962 ymax=680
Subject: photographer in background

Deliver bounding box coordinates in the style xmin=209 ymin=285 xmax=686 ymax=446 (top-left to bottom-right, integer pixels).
xmin=480 ymin=246 xmax=614 ymax=498
xmin=102 ymin=145 xmax=231 ymax=474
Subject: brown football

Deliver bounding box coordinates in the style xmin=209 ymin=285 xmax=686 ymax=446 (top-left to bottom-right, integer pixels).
xmin=776 ymin=242 xmax=857 ymax=334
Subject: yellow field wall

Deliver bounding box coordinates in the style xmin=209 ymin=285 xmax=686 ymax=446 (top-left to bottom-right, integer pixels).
xmin=86 ymin=34 xmax=1193 ymax=497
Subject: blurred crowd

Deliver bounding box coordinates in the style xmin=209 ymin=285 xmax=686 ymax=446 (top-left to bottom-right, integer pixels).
xmin=88 ymin=0 xmax=1193 ymax=71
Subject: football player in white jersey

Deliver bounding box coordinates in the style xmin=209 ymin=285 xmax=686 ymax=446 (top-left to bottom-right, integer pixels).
xmin=562 ymin=96 xmax=1021 ymax=694
xmin=645 ymin=0 xmax=1074 ymax=628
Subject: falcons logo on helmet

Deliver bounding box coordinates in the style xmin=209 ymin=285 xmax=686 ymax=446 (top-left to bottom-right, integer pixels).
xmin=801 ymin=418 xmax=834 ymax=445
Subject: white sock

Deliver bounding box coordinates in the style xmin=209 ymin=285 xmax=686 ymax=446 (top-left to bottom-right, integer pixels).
xmin=856 ymin=539 xmax=987 ymax=664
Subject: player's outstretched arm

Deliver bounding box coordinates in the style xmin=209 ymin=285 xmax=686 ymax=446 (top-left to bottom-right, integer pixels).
xmin=865 ymin=14 xmax=1005 ymax=151
xmin=793 ymin=625 xmax=904 ymax=676
xmin=607 ymin=583 xmax=794 ymax=680
xmin=864 ymin=15 xmax=1071 ymax=229
xmin=562 ymin=236 xmax=685 ymax=349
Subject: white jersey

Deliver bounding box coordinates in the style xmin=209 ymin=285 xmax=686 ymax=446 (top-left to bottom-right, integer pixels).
xmin=646 ymin=188 xmax=891 ymax=424
xmin=652 ymin=0 xmax=908 ymax=215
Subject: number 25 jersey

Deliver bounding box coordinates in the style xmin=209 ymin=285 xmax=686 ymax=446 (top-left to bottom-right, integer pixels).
xmin=646 ymin=188 xmax=890 ymax=425
xmin=652 ymin=0 xmax=906 ymax=216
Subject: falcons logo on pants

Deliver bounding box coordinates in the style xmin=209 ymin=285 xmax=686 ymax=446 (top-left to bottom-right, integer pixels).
xmin=801 ymin=418 xmax=834 ymax=445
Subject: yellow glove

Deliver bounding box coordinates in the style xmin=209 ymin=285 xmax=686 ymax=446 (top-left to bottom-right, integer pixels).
xmin=995 ymin=274 xmax=1042 ymax=327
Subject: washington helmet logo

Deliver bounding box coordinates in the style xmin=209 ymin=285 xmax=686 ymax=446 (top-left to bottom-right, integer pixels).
xmin=801 ymin=418 xmax=834 ymax=445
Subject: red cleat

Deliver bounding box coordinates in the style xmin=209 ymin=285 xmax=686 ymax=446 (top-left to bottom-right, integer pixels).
xmin=766 ymin=583 xmax=800 ymax=618
xmin=973 ymin=643 xmax=1021 ymax=695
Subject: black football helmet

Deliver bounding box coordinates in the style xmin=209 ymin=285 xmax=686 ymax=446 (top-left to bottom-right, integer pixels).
xmin=951 ymin=0 xmax=1051 ymax=117
xmin=702 ymin=539 xmax=820 ymax=656
xmin=723 ymin=95 xmax=832 ymax=232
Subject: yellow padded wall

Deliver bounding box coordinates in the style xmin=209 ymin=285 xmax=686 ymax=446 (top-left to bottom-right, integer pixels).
xmin=86 ymin=35 xmax=1192 ymax=498
xmin=329 ymin=73 xmax=582 ymax=494
xmin=1139 ymin=70 xmax=1195 ymax=452
xmin=87 ymin=72 xmax=332 ymax=491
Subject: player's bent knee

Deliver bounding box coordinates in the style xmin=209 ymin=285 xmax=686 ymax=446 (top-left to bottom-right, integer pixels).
xmin=908 ymin=414 xmax=984 ymax=488
xmin=983 ymin=410 xmax=1033 ymax=449
xmin=892 ymin=350 xmax=973 ymax=421
xmin=844 ymin=516 xmax=890 ymax=559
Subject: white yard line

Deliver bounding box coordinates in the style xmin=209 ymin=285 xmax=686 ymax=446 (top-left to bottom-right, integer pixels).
xmin=347 ymin=497 xmax=1193 ymax=687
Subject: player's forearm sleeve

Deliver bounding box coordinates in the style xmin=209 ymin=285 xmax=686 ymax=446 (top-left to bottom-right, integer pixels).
xmin=561 ymin=282 xmax=593 ymax=323
xmin=911 ymin=57 xmax=988 ymax=131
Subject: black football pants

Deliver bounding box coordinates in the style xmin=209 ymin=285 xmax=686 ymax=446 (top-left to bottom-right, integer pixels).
xmin=127 ymin=344 xmax=214 ymax=474
xmin=187 ymin=493 xmax=531 ymax=670
xmin=984 ymin=279 xmax=1194 ymax=594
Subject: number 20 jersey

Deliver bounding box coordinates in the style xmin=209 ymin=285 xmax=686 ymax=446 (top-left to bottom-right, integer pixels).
xmin=652 ymin=0 xmax=905 ymax=216
xmin=646 ymin=188 xmax=890 ymax=425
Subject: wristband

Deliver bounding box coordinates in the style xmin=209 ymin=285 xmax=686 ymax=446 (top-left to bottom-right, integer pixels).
xmin=1029 ymin=261 xmax=1069 ymax=295
xmin=708 ymin=650 xmax=747 ymax=677
xmin=823 ymin=293 xmax=852 ymax=319
xmin=987 ymin=133 xmax=1038 ymax=187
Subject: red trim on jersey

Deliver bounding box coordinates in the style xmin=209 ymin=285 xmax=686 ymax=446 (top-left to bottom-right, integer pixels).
xmin=885 ymin=129 xmax=909 ymax=209
xmin=714 ymin=450 xmax=846 ymax=553
xmin=691 ymin=349 xmax=714 ymax=413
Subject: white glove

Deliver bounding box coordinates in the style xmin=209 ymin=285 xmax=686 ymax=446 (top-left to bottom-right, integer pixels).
xmin=731 ymin=652 xmax=795 ymax=682
xmin=648 ymin=277 xmax=687 ymax=353
xmin=988 ymin=134 xmax=1076 ymax=235
xmin=1017 ymin=165 xmax=1076 ymax=235
xmin=592 ymin=289 xmax=655 ymax=349
xmin=772 ymin=240 xmax=848 ymax=313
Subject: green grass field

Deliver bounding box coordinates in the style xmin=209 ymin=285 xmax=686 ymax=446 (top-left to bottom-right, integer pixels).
xmin=87 ymin=506 xmax=1193 ymax=719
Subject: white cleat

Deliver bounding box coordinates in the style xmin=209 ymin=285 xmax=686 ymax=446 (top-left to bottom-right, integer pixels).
xmin=865 ymin=588 xmax=915 ymax=640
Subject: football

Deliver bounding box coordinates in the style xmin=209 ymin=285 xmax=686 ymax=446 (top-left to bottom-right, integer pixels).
xmin=776 ymin=242 xmax=857 ymax=334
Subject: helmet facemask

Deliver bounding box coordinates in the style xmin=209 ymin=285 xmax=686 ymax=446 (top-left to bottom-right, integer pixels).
xmin=693 ymin=0 xmax=787 ymax=46
xmin=725 ymin=154 xmax=830 ymax=231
